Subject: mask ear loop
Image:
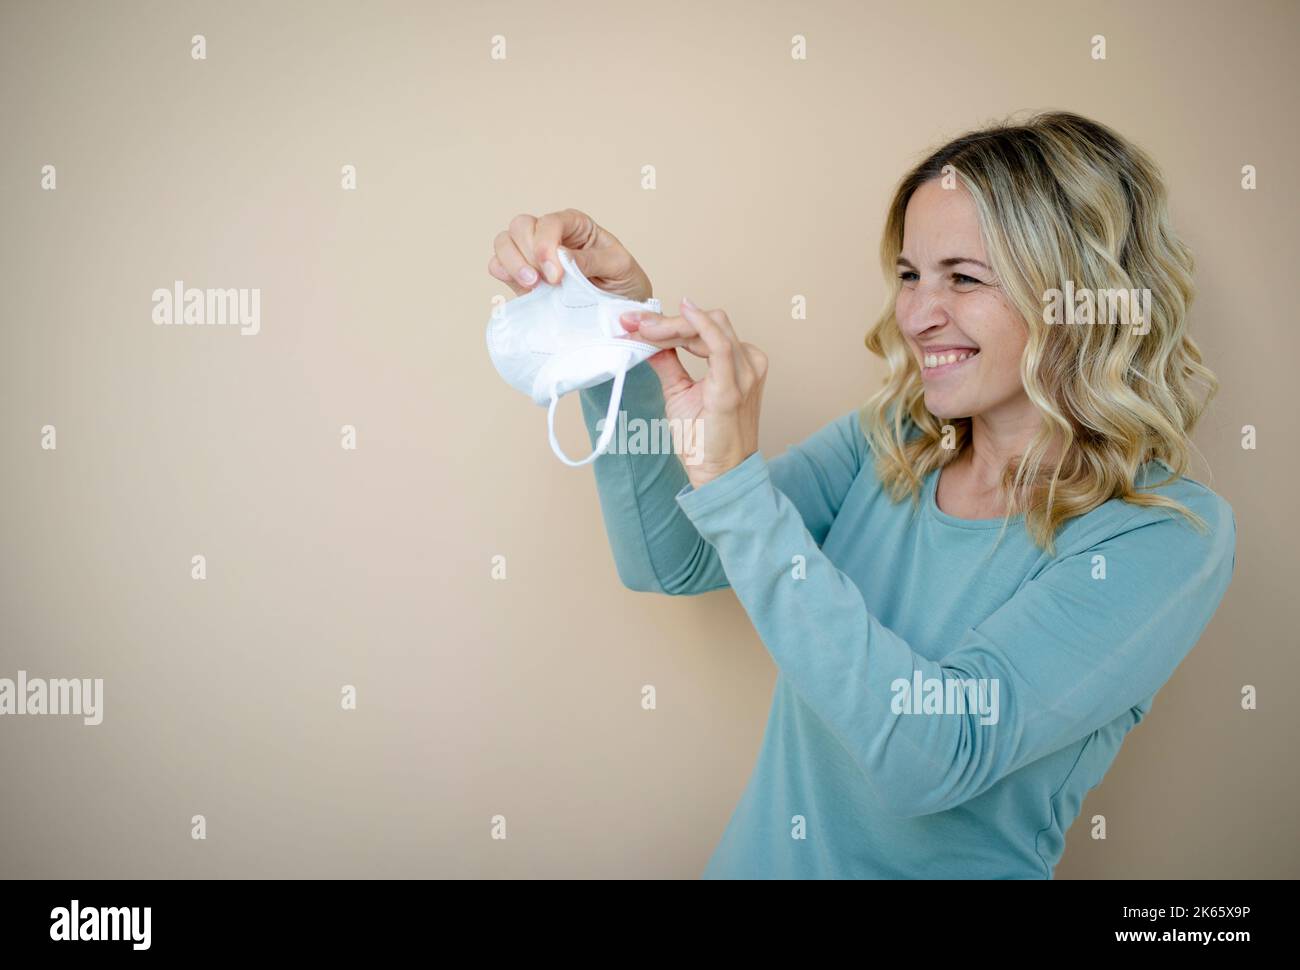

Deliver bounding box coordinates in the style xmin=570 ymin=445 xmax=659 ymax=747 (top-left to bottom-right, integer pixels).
xmin=547 ymin=349 xmax=633 ymax=467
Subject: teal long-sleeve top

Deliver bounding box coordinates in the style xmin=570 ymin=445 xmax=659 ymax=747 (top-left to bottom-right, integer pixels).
xmin=577 ymin=362 xmax=1237 ymax=879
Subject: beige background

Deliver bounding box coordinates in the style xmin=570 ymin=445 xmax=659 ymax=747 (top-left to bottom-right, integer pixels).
xmin=1 ymin=0 xmax=1295 ymax=878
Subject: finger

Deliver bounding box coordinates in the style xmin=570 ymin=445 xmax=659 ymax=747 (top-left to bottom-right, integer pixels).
xmin=533 ymin=208 xmax=600 ymax=283
xmin=700 ymin=306 xmax=752 ymax=382
xmin=487 ymin=255 xmax=528 ymax=296
xmin=703 ymin=306 xmax=739 ymax=343
xmin=507 ymin=212 xmax=552 ymax=283
xmin=620 ymin=310 xmax=709 ymax=357
xmin=494 ymin=226 xmax=541 ymax=288
xmin=643 ymin=348 xmax=693 ymax=395
xmin=624 ymin=330 xmax=710 ymax=358
xmin=681 ymin=298 xmax=736 ymax=389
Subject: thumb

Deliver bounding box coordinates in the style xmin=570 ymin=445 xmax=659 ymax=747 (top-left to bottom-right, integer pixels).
xmin=643 ymin=348 xmax=693 ymax=394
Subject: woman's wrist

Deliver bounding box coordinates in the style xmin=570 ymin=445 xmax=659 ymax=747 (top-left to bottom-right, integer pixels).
xmin=685 ymin=451 xmax=758 ymax=492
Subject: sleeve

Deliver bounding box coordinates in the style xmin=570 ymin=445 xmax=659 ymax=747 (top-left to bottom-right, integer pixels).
xmin=578 ymin=361 xmax=869 ymax=595
xmin=674 ymin=451 xmax=1238 ymax=818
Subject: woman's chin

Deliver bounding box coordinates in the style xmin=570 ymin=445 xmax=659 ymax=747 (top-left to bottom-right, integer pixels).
xmin=922 ymin=392 xmax=972 ymax=421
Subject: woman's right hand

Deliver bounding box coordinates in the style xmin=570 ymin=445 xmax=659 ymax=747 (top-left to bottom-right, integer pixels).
xmin=487 ymin=208 xmax=653 ymax=303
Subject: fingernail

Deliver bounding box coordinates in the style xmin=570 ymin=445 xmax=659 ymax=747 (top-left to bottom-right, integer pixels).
xmin=620 ymin=313 xmax=640 ymax=330
xmin=517 ymin=266 xmax=537 ymax=285
xmin=543 ymin=260 xmax=558 ymax=282
xmin=681 ymin=296 xmax=696 ymax=310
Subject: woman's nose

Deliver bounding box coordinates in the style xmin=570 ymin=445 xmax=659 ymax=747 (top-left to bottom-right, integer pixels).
xmin=899 ymin=288 xmax=953 ymax=335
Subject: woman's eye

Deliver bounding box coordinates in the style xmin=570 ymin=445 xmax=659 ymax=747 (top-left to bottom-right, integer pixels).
xmin=897 ymin=271 xmax=984 ymax=285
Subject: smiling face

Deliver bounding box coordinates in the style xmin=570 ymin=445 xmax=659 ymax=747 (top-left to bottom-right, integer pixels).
xmin=895 ymin=178 xmax=1029 ymax=424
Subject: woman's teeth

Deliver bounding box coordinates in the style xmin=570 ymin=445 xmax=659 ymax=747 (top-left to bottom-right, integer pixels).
xmin=924 ymin=350 xmax=978 ymax=369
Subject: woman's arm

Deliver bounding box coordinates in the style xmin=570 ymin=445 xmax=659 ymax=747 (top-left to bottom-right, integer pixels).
xmin=674 ymin=454 xmax=1238 ymax=818
xmin=579 ymin=361 xmax=869 ymax=595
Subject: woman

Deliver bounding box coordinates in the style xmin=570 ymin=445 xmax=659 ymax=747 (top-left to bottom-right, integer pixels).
xmin=487 ymin=110 xmax=1237 ymax=879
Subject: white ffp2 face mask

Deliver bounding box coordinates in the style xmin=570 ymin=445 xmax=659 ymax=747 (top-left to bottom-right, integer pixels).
xmin=486 ymin=246 xmax=662 ymax=466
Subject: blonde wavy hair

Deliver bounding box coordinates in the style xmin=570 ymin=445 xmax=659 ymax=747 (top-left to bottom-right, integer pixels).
xmin=860 ymin=109 xmax=1219 ymax=556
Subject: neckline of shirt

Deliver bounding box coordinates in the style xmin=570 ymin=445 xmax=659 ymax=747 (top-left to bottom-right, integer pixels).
xmin=924 ymin=464 xmax=1025 ymax=530
xmin=921 ymin=457 xmax=1191 ymax=531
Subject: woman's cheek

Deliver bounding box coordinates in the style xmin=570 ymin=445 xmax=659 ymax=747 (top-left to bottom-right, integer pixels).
xmin=895 ymin=290 xmax=913 ymax=321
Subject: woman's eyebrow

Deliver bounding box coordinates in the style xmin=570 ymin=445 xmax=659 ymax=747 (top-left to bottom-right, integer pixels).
xmin=895 ymin=256 xmax=992 ymax=271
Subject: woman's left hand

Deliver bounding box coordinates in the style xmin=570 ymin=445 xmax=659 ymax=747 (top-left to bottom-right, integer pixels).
xmin=618 ymin=297 xmax=768 ymax=490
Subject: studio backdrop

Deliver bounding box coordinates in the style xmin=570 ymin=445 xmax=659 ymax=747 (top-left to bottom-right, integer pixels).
xmin=1 ymin=0 xmax=1295 ymax=878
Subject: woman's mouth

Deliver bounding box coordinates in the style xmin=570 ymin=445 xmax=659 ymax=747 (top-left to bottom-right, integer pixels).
xmin=922 ymin=349 xmax=979 ymax=377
